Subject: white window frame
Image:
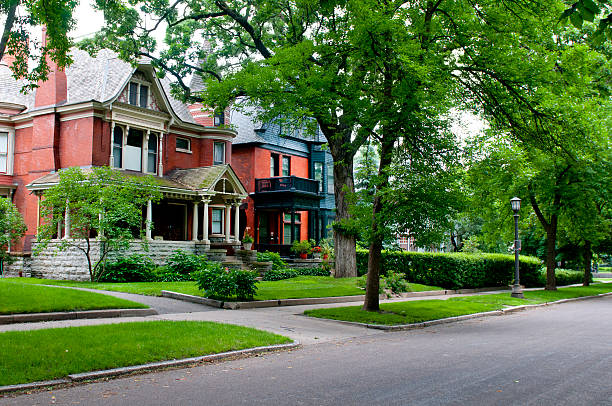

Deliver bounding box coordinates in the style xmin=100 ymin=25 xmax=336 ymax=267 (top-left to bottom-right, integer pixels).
xmin=211 ymin=207 xmax=225 ymax=235
xmin=0 ymin=129 xmax=15 ymax=175
xmin=213 ymin=142 xmax=225 ymax=165
xmin=146 ymin=132 xmax=158 ymax=174
xmin=176 ymin=137 xmax=192 ymax=153
xmin=128 ymin=80 xmax=150 ymax=109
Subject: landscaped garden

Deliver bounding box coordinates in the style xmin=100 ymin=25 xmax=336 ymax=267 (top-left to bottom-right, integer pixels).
xmin=6 ymin=276 xmax=441 ymax=301
xmin=0 ymin=280 xmax=148 ymax=315
xmin=0 ymin=321 xmax=291 ymax=386
xmin=304 ymin=283 xmax=612 ymax=326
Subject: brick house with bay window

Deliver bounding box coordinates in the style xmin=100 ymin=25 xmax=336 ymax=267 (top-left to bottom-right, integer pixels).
xmin=0 ymin=44 xmax=335 ymax=278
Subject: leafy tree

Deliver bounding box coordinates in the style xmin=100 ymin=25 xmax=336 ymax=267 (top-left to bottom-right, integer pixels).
xmin=0 ymin=196 xmax=26 ymax=265
xmin=561 ymin=0 xmax=612 ymax=44
xmin=0 ymin=0 xmax=77 ymax=89
xmin=36 ymin=167 xmax=162 ymax=282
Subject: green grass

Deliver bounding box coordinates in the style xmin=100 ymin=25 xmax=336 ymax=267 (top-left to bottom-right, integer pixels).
xmin=8 ymin=277 xmax=442 ymax=301
xmin=305 ymin=284 xmax=612 ymax=326
xmin=0 ymin=321 xmax=291 ymax=386
xmin=0 ymin=280 xmax=148 ymax=315
xmin=595 ymin=278 xmax=612 ymax=282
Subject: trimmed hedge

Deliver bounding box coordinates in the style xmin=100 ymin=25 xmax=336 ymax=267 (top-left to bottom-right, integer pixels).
xmin=262 ymin=267 xmax=331 ymax=281
xmin=356 ymin=250 xmax=542 ymax=290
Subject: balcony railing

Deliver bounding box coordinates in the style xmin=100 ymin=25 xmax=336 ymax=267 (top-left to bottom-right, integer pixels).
xmin=255 ymin=176 xmax=319 ymax=195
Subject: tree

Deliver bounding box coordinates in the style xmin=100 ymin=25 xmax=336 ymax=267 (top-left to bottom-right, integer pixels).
xmin=0 ymin=0 xmax=77 ymax=89
xmin=0 ymin=196 xmax=26 ymax=266
xmin=36 ymin=167 xmax=162 ymax=282
xmin=561 ymin=0 xmax=612 ymax=44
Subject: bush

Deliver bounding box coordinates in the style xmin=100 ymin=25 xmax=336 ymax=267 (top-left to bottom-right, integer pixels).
xmin=192 ymin=263 xmax=258 ymax=301
xmin=152 ymin=266 xmax=191 ymax=282
xmin=384 ymin=270 xmax=411 ymax=294
xmin=356 ymin=249 xmax=542 ymax=290
xmin=262 ymin=266 xmax=331 ymax=281
xmin=99 ymin=254 xmax=155 ymax=282
xmin=256 ymin=251 xmax=287 ymax=270
xmin=526 ymin=268 xmax=588 ymax=287
xmin=165 ymin=250 xmax=207 ymax=276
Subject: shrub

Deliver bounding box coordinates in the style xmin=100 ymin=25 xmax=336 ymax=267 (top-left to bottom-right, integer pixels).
xmin=152 ymin=266 xmax=191 ymax=282
xmin=262 ymin=266 xmax=331 ymax=281
xmin=165 ymin=250 xmax=207 ymax=276
xmin=291 ymin=239 xmax=312 ymax=255
xmin=356 ymin=249 xmax=542 ymax=290
xmin=256 ymin=251 xmax=287 ymax=270
xmin=99 ymin=254 xmax=155 ymax=282
xmin=383 ymin=271 xmax=411 ymax=294
xmin=525 ymin=268 xmax=588 ymax=287
xmin=192 ymin=263 xmax=258 ymax=301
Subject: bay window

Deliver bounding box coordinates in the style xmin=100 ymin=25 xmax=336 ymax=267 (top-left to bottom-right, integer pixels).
xmin=314 ymin=162 xmax=323 ymax=192
xmin=213 ymin=142 xmax=225 ymax=165
xmin=0 ymin=132 xmax=7 ymax=173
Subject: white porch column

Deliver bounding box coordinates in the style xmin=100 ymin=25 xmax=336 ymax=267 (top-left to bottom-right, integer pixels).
xmin=122 ymin=125 xmax=129 ymax=169
xmin=142 ymin=130 xmax=150 ymax=173
xmin=64 ymin=200 xmax=71 ymax=239
xmin=202 ymin=198 xmax=210 ymax=244
xmin=225 ymin=204 xmax=231 ymax=243
xmin=158 ymin=133 xmax=165 ymax=176
xmin=109 ymin=121 xmax=115 ymax=167
xmin=233 ymin=202 xmax=240 ymax=243
xmin=146 ymin=200 xmax=153 ymax=240
xmin=192 ymin=201 xmax=199 ymax=241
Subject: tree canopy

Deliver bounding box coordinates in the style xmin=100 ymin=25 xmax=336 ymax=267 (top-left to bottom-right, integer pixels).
xmin=0 ymin=0 xmax=77 ymax=89
xmin=0 ymin=196 xmax=26 ymax=265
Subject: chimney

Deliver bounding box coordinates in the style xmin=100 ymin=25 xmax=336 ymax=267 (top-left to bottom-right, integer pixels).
xmin=34 ymin=26 xmax=67 ymax=107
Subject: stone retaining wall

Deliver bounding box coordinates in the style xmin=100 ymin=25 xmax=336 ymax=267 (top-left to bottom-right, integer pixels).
xmin=22 ymin=239 xmax=224 ymax=281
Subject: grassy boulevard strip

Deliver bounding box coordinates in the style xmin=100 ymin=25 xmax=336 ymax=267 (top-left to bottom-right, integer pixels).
xmin=0 ymin=321 xmax=291 ymax=387
xmin=304 ymin=284 xmax=612 ymax=326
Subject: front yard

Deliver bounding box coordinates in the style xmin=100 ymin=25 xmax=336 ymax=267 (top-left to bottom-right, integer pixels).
xmin=304 ymin=284 xmax=612 ymax=326
xmin=0 ymin=280 xmax=148 ymax=315
xmin=7 ymin=277 xmax=442 ymax=301
xmin=0 ymin=321 xmax=291 ymax=386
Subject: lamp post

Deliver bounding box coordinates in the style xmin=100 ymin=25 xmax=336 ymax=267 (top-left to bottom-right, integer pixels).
xmin=510 ymin=197 xmax=524 ymax=298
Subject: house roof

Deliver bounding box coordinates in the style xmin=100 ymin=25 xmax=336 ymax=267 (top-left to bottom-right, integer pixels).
xmin=27 ymin=165 xmax=248 ymax=198
xmin=229 ymin=104 xmax=266 ymax=145
xmin=0 ymin=48 xmax=197 ymax=125
xmin=166 ymin=164 xmax=248 ymax=196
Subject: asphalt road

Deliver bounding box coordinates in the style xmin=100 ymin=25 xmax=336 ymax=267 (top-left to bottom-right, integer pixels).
xmin=2 ymin=296 xmax=611 ymax=406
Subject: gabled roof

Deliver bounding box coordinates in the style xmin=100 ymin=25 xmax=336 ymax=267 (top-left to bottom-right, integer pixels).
xmin=0 ymin=48 xmax=198 ymax=125
xmin=167 ymin=164 xmax=248 ymax=197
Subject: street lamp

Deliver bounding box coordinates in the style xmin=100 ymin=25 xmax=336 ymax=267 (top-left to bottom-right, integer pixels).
xmin=510 ymin=197 xmax=524 ymax=298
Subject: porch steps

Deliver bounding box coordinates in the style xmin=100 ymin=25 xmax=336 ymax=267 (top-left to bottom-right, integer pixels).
xmin=222 ymin=256 xmax=247 ymax=270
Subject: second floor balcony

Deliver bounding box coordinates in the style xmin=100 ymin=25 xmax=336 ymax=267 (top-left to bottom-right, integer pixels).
xmin=253 ymin=176 xmax=323 ymax=210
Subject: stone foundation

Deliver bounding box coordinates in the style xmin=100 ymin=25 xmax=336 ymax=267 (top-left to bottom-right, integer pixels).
xmin=2 ymin=254 xmax=32 ymax=278
xmin=24 ymin=239 xmax=229 ymax=281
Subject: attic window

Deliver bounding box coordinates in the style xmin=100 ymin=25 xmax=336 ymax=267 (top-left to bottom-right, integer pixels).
xmin=129 ymin=82 xmax=149 ymax=108
xmin=214 ymin=111 xmax=225 ymax=126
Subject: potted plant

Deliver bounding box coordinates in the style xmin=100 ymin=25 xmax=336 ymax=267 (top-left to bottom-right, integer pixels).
xmin=291 ymin=239 xmax=312 ymax=259
xmin=312 ymin=245 xmax=322 ymax=259
xmin=321 ymin=238 xmax=334 ymax=260
xmin=242 ymin=228 xmax=254 ymax=250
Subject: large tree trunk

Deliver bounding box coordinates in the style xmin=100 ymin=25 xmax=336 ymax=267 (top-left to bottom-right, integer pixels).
xmin=332 ymin=158 xmax=357 ymax=278
xmin=583 ymin=240 xmax=592 ymax=287
xmin=0 ymin=1 xmax=18 ymax=62
xmin=363 ymin=138 xmax=394 ymax=311
xmin=544 ymin=217 xmax=557 ymax=291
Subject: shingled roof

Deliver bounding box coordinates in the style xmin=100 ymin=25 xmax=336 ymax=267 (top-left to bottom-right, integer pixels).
xmin=0 ymin=48 xmax=196 ymax=124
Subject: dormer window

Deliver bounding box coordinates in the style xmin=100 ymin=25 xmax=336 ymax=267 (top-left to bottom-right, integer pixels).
xmin=214 ymin=111 xmax=224 ymax=126
xmin=129 ymin=82 xmax=149 ymax=108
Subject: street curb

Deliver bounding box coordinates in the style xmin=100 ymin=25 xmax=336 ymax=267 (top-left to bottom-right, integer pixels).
xmin=0 ymin=341 xmax=300 ymax=394
xmin=306 ymin=291 xmax=612 ymax=331
xmin=161 ymin=286 xmax=509 ymax=310
xmin=0 ymin=308 xmax=158 ymax=325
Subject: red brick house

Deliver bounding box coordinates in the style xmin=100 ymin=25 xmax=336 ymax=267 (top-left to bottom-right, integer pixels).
xmin=0 ymin=46 xmax=251 ymax=276
xmin=230 ymin=108 xmax=336 ymax=256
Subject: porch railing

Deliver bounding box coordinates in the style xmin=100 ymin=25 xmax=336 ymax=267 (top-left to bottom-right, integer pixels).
xmin=255 ymin=176 xmax=319 ymax=195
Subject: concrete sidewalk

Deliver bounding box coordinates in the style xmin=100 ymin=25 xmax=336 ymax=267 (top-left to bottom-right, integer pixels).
xmin=0 ymin=289 xmax=513 ymax=344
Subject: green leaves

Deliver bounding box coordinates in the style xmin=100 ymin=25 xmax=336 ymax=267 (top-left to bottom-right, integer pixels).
xmin=0 ymin=197 xmax=26 ymax=263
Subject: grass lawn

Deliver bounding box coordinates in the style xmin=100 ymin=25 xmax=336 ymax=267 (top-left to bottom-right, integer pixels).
xmin=0 ymin=321 xmax=291 ymax=386
xmin=305 ymin=284 xmax=612 ymax=326
xmin=0 ymin=280 xmax=148 ymax=315
xmin=594 ymin=278 xmax=612 ymax=282
xmin=8 ymin=277 xmax=442 ymax=301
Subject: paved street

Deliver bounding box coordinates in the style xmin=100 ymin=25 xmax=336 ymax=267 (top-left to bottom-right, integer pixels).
xmin=2 ymin=295 xmax=611 ymax=405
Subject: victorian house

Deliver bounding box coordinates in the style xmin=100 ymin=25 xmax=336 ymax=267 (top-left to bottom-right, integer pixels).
xmin=0 ymin=44 xmax=250 ymax=276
